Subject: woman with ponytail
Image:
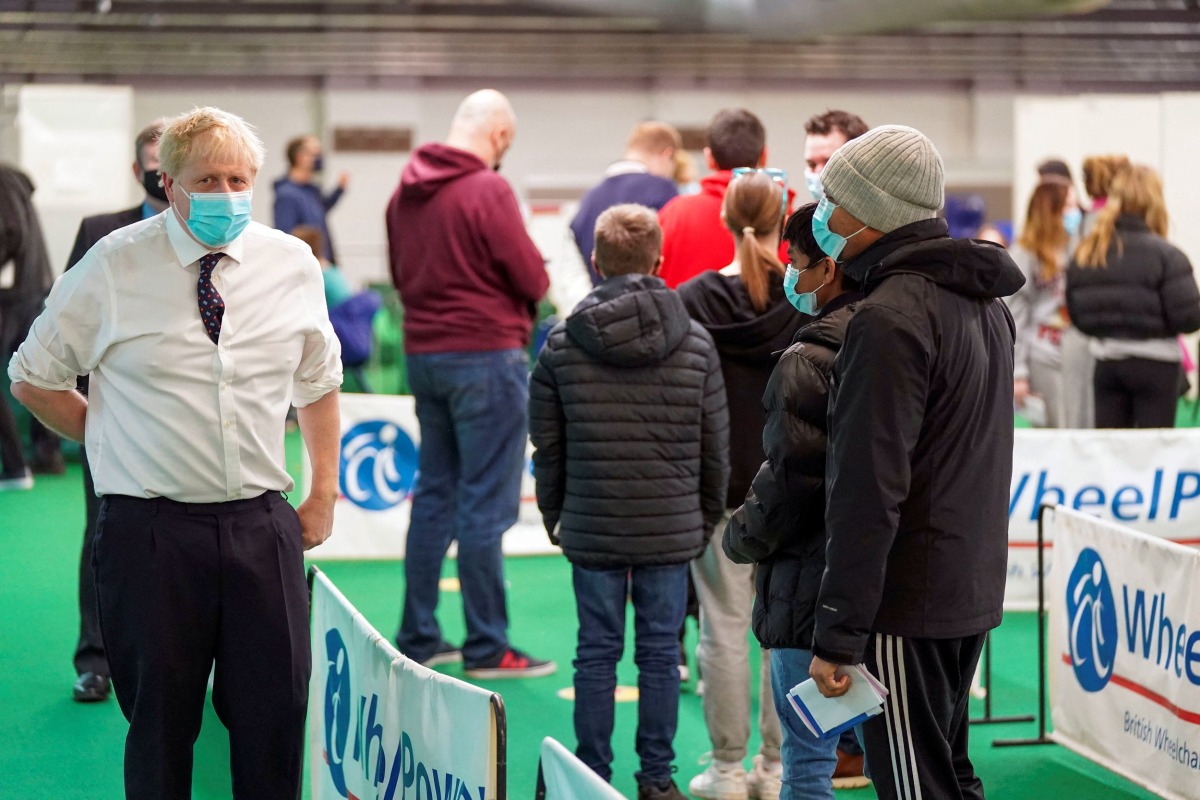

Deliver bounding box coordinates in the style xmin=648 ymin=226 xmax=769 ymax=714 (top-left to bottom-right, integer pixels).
xmin=1005 ymin=177 xmax=1081 ymax=427
xmin=1066 ymin=165 xmax=1200 ymax=428
xmin=675 ymin=171 xmax=804 ymax=799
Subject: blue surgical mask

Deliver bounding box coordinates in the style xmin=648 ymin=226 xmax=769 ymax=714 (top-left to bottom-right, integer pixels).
xmin=313 ymin=155 xmax=324 ymax=173
xmin=804 ymin=170 xmax=824 ymax=200
xmin=176 ymin=189 xmax=253 ymax=247
xmin=1063 ymin=207 xmax=1082 ymax=237
xmin=783 ymin=262 xmax=823 ymax=315
xmin=812 ymin=196 xmax=866 ymax=261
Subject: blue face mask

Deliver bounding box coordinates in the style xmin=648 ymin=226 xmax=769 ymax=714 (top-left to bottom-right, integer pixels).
xmin=313 ymin=155 xmax=324 ymax=173
xmin=783 ymin=261 xmax=825 ymax=315
xmin=804 ymin=170 xmax=823 ymax=200
xmin=177 ymin=189 xmax=253 ymax=247
xmin=812 ymin=197 xmax=866 ymax=261
xmin=1063 ymin=207 xmax=1082 ymax=237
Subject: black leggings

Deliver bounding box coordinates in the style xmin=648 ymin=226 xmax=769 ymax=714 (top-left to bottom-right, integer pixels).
xmin=1093 ymin=358 xmax=1181 ymax=429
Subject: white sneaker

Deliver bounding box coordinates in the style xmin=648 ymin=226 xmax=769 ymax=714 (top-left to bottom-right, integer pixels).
xmin=688 ymin=755 xmax=748 ymax=800
xmin=745 ymin=755 xmax=782 ymax=800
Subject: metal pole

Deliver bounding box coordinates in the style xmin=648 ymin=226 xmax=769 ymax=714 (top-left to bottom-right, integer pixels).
xmin=993 ymin=502 xmax=1056 ymax=747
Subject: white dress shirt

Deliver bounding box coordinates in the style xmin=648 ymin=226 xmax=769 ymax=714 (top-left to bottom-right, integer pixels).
xmin=8 ymin=210 xmax=342 ymax=503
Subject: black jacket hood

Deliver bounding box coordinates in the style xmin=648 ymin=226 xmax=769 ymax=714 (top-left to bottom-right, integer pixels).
xmin=566 ymin=273 xmax=692 ymax=367
xmin=843 ymin=218 xmax=1025 ymax=299
xmin=678 ymin=271 xmax=807 ymax=364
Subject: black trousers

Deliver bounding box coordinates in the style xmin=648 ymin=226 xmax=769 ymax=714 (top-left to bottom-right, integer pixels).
xmin=861 ymin=632 xmax=987 ymax=800
xmin=74 ymin=445 xmax=106 ymax=676
xmin=94 ymin=492 xmax=310 ymax=800
xmin=1094 ymin=358 xmax=1181 ymax=429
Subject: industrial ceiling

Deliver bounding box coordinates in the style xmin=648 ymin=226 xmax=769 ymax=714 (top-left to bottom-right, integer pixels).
xmin=1 ymin=0 xmax=1198 ymax=90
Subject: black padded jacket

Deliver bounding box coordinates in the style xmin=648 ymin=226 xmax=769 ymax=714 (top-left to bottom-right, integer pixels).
xmin=812 ymin=219 xmax=1025 ymax=665
xmin=723 ymin=293 xmax=859 ymax=650
xmin=529 ymin=273 xmax=730 ymax=569
xmin=1066 ymin=215 xmax=1200 ymax=340
xmin=677 ymin=270 xmax=809 ymax=508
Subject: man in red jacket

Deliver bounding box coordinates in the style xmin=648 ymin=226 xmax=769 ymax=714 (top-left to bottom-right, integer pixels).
xmin=657 ymin=108 xmax=778 ymax=288
xmin=386 ymin=89 xmax=555 ymax=678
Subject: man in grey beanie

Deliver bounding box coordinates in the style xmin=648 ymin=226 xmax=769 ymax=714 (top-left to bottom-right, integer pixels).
xmin=806 ymin=125 xmax=1025 ymax=800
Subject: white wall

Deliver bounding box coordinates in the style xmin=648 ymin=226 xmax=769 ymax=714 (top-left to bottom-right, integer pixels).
xmin=1014 ymin=92 xmax=1200 ymax=268
xmin=3 ymin=80 xmax=1018 ymax=286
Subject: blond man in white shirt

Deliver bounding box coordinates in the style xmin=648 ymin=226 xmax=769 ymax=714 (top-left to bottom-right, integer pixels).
xmin=8 ymin=107 xmax=342 ymax=800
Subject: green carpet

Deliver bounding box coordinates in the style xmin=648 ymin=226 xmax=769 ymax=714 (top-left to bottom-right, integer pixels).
xmin=0 ymin=446 xmax=1167 ymax=799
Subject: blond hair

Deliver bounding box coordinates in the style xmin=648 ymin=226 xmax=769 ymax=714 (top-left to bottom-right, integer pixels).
xmin=724 ymin=172 xmax=784 ymax=312
xmin=1075 ymin=164 xmax=1168 ymax=268
xmin=627 ymin=122 xmax=681 ymax=155
xmin=1016 ymin=181 xmax=1071 ymax=282
xmin=593 ymin=204 xmax=662 ymax=278
xmin=1082 ymin=154 xmax=1131 ymax=201
xmin=158 ymin=107 xmax=266 ymax=178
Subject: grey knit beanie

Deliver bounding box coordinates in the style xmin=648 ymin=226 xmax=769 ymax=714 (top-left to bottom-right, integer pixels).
xmin=821 ymin=125 xmax=944 ymax=234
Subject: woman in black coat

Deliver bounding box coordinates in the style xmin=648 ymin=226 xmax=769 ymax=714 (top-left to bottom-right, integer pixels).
xmin=1066 ymin=164 xmax=1200 ymax=428
xmin=723 ymin=203 xmax=864 ymax=797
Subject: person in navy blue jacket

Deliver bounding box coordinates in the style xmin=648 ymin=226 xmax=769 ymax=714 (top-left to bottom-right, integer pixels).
xmin=273 ymin=134 xmax=348 ymax=263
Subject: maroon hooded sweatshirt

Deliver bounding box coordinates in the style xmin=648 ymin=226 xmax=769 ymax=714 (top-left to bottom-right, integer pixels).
xmin=386 ymin=143 xmax=548 ymax=354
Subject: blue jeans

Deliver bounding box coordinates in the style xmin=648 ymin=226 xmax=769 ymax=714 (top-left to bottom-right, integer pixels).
xmin=770 ymin=648 xmax=839 ymax=800
xmin=572 ymin=563 xmax=688 ymax=787
xmin=396 ymin=349 xmax=528 ymax=665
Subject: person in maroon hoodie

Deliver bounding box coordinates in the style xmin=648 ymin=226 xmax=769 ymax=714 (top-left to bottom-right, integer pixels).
xmin=386 ymin=89 xmax=556 ymax=678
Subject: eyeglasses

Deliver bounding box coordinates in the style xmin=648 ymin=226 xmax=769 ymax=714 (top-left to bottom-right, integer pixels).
xmin=732 ymin=167 xmax=789 ymax=218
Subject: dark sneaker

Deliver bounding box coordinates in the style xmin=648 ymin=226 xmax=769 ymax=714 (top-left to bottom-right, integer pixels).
xmin=637 ymin=779 xmax=686 ymax=800
xmin=421 ymin=639 xmax=463 ymax=668
xmin=73 ymin=672 xmax=111 ymax=703
xmin=463 ymin=647 xmax=557 ymax=679
xmin=0 ymin=468 xmax=33 ymax=491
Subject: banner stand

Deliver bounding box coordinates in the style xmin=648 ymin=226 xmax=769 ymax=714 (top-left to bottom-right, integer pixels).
xmin=970 ymin=631 xmax=1035 ymax=726
xmin=493 ymin=694 xmax=509 ymax=800
xmin=993 ymin=503 xmax=1057 ymax=749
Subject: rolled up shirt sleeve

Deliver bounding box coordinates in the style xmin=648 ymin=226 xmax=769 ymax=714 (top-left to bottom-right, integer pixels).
xmin=291 ymin=257 xmax=343 ymax=408
xmin=7 ymin=252 xmax=112 ymax=390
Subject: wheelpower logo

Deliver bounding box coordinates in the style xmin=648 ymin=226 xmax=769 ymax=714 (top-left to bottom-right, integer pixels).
xmin=1066 ymin=547 xmax=1118 ymax=692
xmin=1062 ymin=543 xmax=1200 ymax=774
xmin=339 ymin=420 xmax=419 ymax=511
xmin=320 ymin=627 xmax=487 ymax=800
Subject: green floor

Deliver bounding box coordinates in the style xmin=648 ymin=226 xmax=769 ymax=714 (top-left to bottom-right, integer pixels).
xmin=0 ymin=450 xmax=1168 ymax=800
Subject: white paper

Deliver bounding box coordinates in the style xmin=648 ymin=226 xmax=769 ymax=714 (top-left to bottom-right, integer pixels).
xmin=787 ymin=664 xmax=888 ymax=736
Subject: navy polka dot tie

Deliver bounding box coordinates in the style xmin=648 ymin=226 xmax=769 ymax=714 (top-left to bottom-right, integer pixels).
xmin=197 ymin=252 xmax=226 ymax=344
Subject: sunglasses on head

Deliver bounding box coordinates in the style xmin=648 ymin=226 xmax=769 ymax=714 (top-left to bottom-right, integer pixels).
xmin=731 ymin=167 xmax=788 ymax=218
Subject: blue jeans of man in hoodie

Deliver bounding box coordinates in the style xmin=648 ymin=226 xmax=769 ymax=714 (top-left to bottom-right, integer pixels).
xmin=396 ymin=348 xmax=528 ymax=665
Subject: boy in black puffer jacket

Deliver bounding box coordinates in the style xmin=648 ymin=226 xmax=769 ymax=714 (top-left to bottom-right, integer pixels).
xmin=530 ymin=203 xmax=730 ymax=800
xmin=724 ymin=203 xmax=865 ymax=798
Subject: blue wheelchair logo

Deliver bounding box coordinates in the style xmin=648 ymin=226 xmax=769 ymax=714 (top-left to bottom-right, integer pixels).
xmin=323 ymin=628 xmax=352 ymax=796
xmin=339 ymin=420 xmax=418 ymax=510
xmin=1066 ymin=547 xmax=1118 ymax=693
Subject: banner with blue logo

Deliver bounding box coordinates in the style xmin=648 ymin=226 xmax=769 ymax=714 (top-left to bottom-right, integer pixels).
xmin=1048 ymin=507 xmax=1200 ymax=800
xmin=537 ymin=737 xmax=627 ymax=800
xmin=1006 ymin=429 xmax=1200 ymax=610
xmin=308 ymin=568 xmax=501 ymax=800
xmin=304 ymin=393 xmax=554 ymax=559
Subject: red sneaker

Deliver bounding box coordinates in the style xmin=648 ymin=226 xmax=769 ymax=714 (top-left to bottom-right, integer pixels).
xmin=463 ymin=647 xmax=557 ymax=679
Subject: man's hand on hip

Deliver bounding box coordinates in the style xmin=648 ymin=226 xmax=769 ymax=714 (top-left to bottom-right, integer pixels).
xmin=297 ymin=494 xmax=335 ymax=550
xmin=810 ymin=654 xmax=852 ymax=698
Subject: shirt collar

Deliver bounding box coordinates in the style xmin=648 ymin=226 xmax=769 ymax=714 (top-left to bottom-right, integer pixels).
xmin=165 ymin=205 xmax=245 ymax=268
xmin=605 ymin=160 xmax=650 ymax=177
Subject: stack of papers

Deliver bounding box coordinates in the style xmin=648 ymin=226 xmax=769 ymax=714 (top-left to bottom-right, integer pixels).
xmin=786 ymin=664 xmax=889 ymax=739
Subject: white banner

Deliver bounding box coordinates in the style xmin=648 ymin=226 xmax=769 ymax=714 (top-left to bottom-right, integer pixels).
xmin=1006 ymin=429 xmax=1200 ymax=609
xmin=304 ymin=393 xmax=553 ymax=559
xmin=538 ymin=737 xmax=627 ymax=800
xmin=1048 ymin=507 xmax=1200 ymax=800
xmin=308 ymin=568 xmax=501 ymax=800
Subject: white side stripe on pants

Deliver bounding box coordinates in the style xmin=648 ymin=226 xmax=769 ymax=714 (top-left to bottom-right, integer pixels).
xmin=876 ymin=633 xmax=923 ymax=800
